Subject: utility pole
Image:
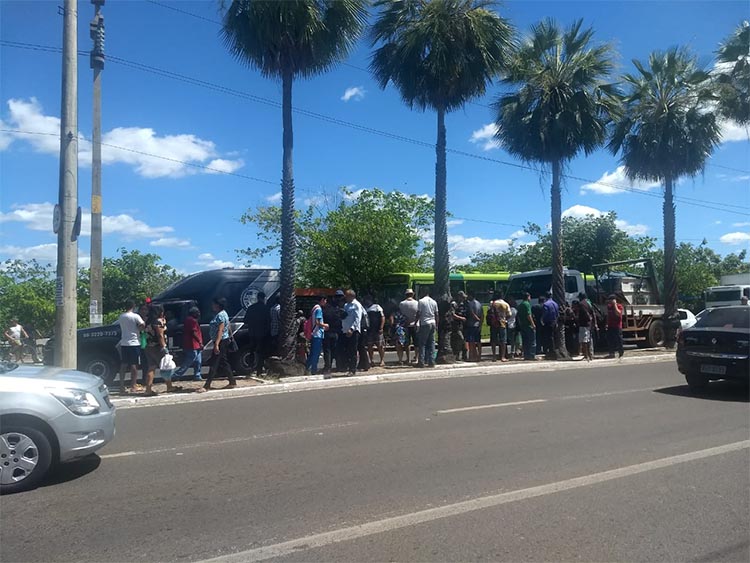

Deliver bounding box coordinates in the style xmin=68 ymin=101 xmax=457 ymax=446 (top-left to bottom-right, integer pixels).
xmin=89 ymin=0 xmax=105 ymax=327
xmin=54 ymin=0 xmax=80 ymax=368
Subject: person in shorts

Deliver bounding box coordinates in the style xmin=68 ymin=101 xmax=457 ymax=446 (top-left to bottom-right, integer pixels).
xmin=573 ymin=300 xmax=594 ymax=362
xmin=464 ymin=291 xmax=484 ymax=361
xmin=487 ymin=293 xmax=510 ymax=362
xmin=399 ymin=288 xmax=419 ymax=363
xmin=117 ymin=299 xmax=145 ymax=394
xmin=364 ymin=295 xmax=386 ymax=367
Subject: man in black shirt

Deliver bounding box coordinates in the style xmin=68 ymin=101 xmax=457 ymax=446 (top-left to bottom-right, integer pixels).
xmin=242 ymin=292 xmax=270 ymax=376
xmin=324 ymin=290 xmax=345 ymax=373
xmin=531 ymin=296 xmax=545 ymax=354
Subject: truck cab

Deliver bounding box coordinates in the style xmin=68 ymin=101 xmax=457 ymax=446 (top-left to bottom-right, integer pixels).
xmin=704 ymin=285 xmax=750 ymax=308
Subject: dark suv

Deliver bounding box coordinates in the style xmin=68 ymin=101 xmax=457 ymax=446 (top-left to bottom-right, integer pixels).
xmin=44 ymin=269 xmax=280 ymax=385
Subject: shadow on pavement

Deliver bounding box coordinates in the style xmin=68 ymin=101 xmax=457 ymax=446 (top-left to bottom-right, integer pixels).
xmin=653 ymin=381 xmax=749 ymax=403
xmin=41 ymin=454 xmax=102 ymax=488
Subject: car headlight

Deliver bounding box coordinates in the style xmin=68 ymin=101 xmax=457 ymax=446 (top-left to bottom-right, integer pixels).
xmin=47 ymin=388 xmax=101 ymax=416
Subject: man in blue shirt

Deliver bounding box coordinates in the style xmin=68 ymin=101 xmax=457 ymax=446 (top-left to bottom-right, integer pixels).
xmin=541 ymin=292 xmax=560 ymax=358
xmin=305 ymin=296 xmax=328 ymax=377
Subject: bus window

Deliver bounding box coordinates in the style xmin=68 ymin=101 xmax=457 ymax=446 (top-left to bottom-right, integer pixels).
xmin=450 ymin=280 xmax=465 ymax=298
xmin=466 ymin=280 xmax=493 ymax=303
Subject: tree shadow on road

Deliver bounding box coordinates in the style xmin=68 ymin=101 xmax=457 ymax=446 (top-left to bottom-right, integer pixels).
xmin=41 ymin=454 xmax=102 ymax=488
xmin=653 ymin=381 xmax=749 ymax=403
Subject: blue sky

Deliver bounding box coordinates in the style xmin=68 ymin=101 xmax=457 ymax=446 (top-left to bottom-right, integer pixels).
xmin=1 ymin=0 xmax=748 ymax=274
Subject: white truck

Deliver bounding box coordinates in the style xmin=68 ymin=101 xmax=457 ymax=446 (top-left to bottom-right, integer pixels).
xmin=704 ymin=273 xmax=750 ymax=308
xmin=505 ymin=259 xmax=668 ymax=348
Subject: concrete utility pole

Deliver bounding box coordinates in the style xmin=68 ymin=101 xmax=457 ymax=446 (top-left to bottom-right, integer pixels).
xmin=89 ymin=0 xmax=105 ymax=327
xmin=54 ymin=0 xmax=80 ymax=368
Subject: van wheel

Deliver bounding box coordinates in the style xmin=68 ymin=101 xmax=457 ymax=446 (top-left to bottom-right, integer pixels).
xmin=80 ymin=355 xmax=117 ymax=386
xmin=0 ymin=425 xmax=53 ymax=494
xmin=231 ymin=344 xmax=255 ymax=376
xmin=646 ymin=320 xmax=665 ymax=348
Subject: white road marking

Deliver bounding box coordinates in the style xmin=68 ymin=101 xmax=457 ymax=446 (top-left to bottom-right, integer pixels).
xmin=437 ymin=387 xmax=656 ymax=415
xmin=437 ymin=399 xmax=547 ymax=414
xmin=202 ymin=440 xmax=749 ymax=563
xmin=100 ymin=422 xmax=357 ymax=459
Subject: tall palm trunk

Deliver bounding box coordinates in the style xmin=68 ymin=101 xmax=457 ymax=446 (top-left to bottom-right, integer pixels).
xmin=550 ymin=159 xmax=568 ymax=359
xmin=434 ymin=106 xmax=453 ymax=363
xmin=663 ymin=174 xmax=677 ymax=349
xmin=279 ymin=68 xmax=297 ymax=362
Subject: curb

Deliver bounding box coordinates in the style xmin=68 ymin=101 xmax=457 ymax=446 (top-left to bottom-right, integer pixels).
xmin=111 ymin=352 xmax=676 ymax=410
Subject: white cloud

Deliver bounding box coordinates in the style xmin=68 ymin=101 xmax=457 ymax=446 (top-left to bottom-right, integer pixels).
xmin=1 ymin=98 xmax=244 ymax=179
xmin=448 ymin=234 xmax=512 ymax=256
xmin=614 ymin=219 xmax=649 ymax=236
xmin=149 ymin=237 xmax=191 ymax=248
xmin=715 ymin=220 xmax=723 ymax=225
xmin=196 ymin=252 xmax=235 ymax=269
xmin=732 ymin=222 xmax=750 ymax=227
xmin=265 ymin=192 xmax=282 ymax=204
xmin=0 ymin=243 xmax=89 ymax=267
xmin=469 ymin=123 xmax=500 ymax=151
xmin=446 ymin=219 xmax=465 ymax=227
xmin=343 ymin=188 xmax=366 ymax=201
xmin=341 ymin=86 xmax=366 ymax=102
xmin=580 ymin=166 xmax=661 ymax=195
xmin=562 ymin=205 xmax=648 ymax=236
xmin=0 ymin=202 xmax=174 ymax=240
xmin=562 ymin=204 xmax=604 ymax=219
xmin=510 ymin=229 xmax=526 ymax=239
xmin=719 ymin=119 xmax=749 ymax=143
xmin=716 ymin=173 xmax=750 ymax=182
xmin=719 ymin=232 xmax=750 ymax=245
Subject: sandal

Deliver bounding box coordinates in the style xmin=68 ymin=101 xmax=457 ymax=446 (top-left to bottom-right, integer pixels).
xmin=143 ymin=390 xmax=159 ymax=397
xmin=195 ymin=387 xmax=207 ymax=393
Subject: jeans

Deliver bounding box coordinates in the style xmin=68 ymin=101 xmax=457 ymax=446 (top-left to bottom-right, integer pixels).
xmin=205 ymin=339 xmax=236 ymax=386
xmin=540 ymin=324 xmax=555 ymax=356
xmin=323 ymin=333 xmax=338 ymax=371
xmin=607 ymin=327 xmax=624 ymax=357
xmin=174 ymin=349 xmax=202 ymax=380
xmin=357 ymin=331 xmax=370 ymax=371
xmin=521 ymin=326 xmax=537 ymax=360
xmin=306 ymin=337 xmax=323 ymax=375
xmin=418 ymin=323 xmax=436 ymax=366
xmin=342 ymin=331 xmax=360 ymax=374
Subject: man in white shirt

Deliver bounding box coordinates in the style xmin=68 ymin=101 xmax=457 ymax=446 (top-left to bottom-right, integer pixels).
xmin=4 ymin=319 xmax=28 ymax=363
xmin=417 ymin=287 xmax=439 ymax=368
xmin=341 ymin=290 xmax=365 ymax=376
xmin=117 ymin=299 xmax=145 ymax=394
xmin=399 ymin=288 xmax=419 ymax=364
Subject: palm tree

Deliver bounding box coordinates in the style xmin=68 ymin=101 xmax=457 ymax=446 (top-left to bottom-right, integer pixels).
xmin=609 ymin=48 xmax=721 ymax=348
xmin=716 ymin=21 xmax=749 ymax=126
xmin=370 ymin=0 xmax=513 ymax=362
xmin=494 ymin=19 xmax=618 ymax=359
xmin=222 ymin=0 xmax=367 ymax=364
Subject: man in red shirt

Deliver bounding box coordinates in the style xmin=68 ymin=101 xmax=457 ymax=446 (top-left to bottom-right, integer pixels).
xmin=606 ymin=294 xmax=624 ymax=359
xmin=174 ymin=307 xmax=204 ymax=381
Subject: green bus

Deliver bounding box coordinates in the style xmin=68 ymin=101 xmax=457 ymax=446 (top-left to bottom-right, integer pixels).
xmin=379 ymin=272 xmax=513 ymax=340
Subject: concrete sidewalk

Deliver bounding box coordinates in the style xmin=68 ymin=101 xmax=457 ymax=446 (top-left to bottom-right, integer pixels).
xmin=111 ymin=350 xmax=676 ymax=409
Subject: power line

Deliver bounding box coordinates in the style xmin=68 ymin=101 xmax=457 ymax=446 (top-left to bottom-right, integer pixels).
xmin=2 ymin=39 xmax=748 ymax=217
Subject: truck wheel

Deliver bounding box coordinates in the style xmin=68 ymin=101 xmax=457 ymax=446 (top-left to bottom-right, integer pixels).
xmin=80 ymin=355 xmax=118 ymax=386
xmin=646 ymin=320 xmax=665 ymax=348
xmin=231 ymin=344 xmax=255 ymax=376
xmin=685 ymin=372 xmax=709 ymax=393
xmin=0 ymin=425 xmax=53 ymax=494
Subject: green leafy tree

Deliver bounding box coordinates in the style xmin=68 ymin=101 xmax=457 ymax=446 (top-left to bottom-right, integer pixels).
xmin=609 ymin=48 xmax=722 ymax=347
xmin=716 ymin=21 xmax=750 ymax=126
xmin=79 ymin=248 xmax=182 ymax=325
xmin=240 ymin=188 xmax=436 ymax=291
xmin=221 ymin=0 xmax=367 ymax=363
xmin=494 ymin=19 xmax=619 ymax=358
xmin=0 ymin=260 xmax=57 ymax=336
xmin=370 ymin=0 xmax=513 ymax=361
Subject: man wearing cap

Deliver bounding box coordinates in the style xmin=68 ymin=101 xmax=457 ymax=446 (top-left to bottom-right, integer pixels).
xmin=606 ymin=294 xmax=624 ymax=359
xmin=399 ymin=288 xmax=419 ymax=364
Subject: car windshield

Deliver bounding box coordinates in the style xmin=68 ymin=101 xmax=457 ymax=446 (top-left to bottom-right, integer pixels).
xmin=693 ymin=308 xmax=750 ymax=329
xmin=0 ymin=361 xmax=19 ymax=374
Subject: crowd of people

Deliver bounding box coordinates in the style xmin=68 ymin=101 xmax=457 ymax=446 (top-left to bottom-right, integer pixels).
xmin=109 ymin=286 xmax=631 ymax=396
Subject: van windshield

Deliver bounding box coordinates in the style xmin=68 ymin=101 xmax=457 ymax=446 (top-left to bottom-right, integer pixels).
xmin=705 ymin=289 xmax=742 ymax=303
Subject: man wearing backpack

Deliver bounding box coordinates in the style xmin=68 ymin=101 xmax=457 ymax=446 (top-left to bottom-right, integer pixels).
xmin=487 ymin=292 xmax=510 ymax=362
xmin=305 ymin=296 xmax=329 ymax=377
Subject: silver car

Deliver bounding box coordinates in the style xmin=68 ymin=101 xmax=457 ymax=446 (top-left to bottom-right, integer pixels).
xmin=0 ymin=361 xmax=115 ymax=494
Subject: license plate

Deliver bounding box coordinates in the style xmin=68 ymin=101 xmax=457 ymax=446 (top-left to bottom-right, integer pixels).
xmin=700 ymin=364 xmax=726 ymax=375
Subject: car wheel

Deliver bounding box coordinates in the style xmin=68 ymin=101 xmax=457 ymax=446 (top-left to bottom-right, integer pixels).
xmin=0 ymin=426 xmax=53 ymax=494
xmin=231 ymin=344 xmax=255 ymax=376
xmin=685 ymin=371 xmax=709 ymax=393
xmin=80 ymin=355 xmax=117 ymax=386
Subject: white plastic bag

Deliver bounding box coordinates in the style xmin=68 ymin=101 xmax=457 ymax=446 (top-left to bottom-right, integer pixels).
xmin=160 ymin=353 xmax=176 ymax=371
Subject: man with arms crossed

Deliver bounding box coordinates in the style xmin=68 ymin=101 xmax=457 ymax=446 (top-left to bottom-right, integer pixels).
xmin=118 ymin=299 xmax=145 ymax=394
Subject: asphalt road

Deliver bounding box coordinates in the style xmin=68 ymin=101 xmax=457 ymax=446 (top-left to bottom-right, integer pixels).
xmin=2 ymin=361 xmax=748 ymax=563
